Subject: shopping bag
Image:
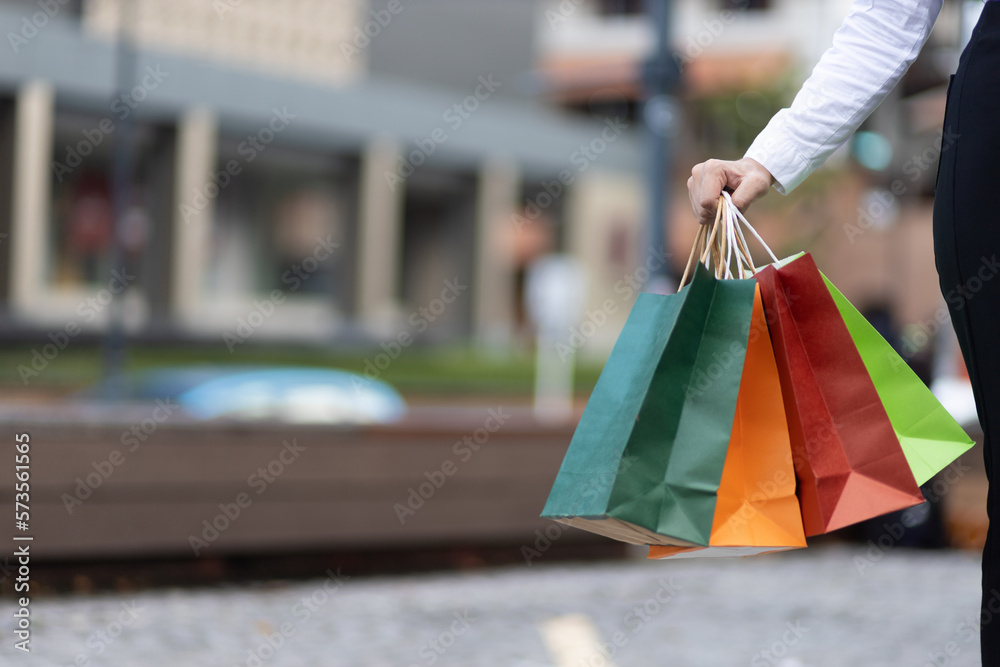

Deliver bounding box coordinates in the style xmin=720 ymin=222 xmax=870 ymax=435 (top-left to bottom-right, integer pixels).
xmin=823 ymin=277 xmax=975 ymax=484
xmin=649 ymin=284 xmax=806 ymax=559
xmin=541 ymin=261 xmax=757 ymax=546
xmin=755 ymin=253 xmax=925 ymax=536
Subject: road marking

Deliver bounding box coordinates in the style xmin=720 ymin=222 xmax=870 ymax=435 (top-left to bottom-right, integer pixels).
xmin=540 ymin=614 xmax=619 ymax=667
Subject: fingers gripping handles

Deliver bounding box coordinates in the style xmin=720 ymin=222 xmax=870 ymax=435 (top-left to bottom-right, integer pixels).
xmin=679 ymin=192 xmax=778 ymax=290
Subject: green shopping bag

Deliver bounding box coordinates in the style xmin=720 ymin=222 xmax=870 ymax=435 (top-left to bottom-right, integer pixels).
xmin=823 ymin=277 xmax=975 ymax=484
xmin=541 ymin=262 xmax=757 ymax=546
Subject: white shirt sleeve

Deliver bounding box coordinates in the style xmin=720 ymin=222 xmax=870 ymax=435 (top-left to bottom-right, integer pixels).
xmin=744 ymin=0 xmax=943 ymax=194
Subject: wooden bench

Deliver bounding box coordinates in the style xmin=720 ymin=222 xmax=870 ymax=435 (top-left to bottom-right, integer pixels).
xmin=0 ymin=404 xmax=603 ymax=561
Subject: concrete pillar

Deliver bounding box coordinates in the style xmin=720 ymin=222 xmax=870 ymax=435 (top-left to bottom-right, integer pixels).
xmin=171 ymin=107 xmax=217 ymax=325
xmin=473 ymin=159 xmax=520 ymax=348
xmin=9 ymin=81 xmax=54 ymax=317
xmin=565 ymin=171 xmax=644 ymax=356
xmin=356 ymin=137 xmax=404 ymax=332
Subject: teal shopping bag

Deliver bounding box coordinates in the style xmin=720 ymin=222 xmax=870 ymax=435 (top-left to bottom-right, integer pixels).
xmin=541 ymin=263 xmax=756 ymax=546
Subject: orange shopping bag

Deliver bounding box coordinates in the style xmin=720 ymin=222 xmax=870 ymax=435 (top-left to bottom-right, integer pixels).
xmin=649 ymin=285 xmax=806 ymax=559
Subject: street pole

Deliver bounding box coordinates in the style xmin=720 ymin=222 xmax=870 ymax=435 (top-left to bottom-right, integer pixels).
xmin=102 ymin=0 xmax=137 ymax=399
xmin=641 ymin=0 xmax=680 ymax=291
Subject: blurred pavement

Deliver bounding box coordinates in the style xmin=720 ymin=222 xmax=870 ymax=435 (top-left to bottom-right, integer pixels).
xmin=4 ymin=545 xmax=982 ymax=667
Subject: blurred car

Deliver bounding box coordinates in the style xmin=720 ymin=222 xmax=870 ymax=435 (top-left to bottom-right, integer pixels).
xmin=86 ymin=366 xmax=406 ymax=425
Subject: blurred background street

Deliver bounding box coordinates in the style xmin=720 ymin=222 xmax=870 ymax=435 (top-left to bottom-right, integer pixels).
xmin=0 ymin=0 xmax=991 ymax=664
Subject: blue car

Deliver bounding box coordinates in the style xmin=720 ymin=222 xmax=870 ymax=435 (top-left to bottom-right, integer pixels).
xmin=89 ymin=366 xmax=406 ymax=424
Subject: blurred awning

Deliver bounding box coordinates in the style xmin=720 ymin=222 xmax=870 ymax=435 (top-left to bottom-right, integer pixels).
xmin=534 ymin=55 xmax=641 ymax=103
xmin=682 ymin=51 xmax=793 ymax=97
xmin=535 ymin=50 xmax=794 ymax=103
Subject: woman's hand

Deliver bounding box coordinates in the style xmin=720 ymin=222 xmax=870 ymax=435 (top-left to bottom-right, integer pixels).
xmin=687 ymin=158 xmax=775 ymax=225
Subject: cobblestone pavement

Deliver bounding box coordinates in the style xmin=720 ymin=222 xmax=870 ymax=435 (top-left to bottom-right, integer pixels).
xmin=1 ymin=545 xmax=983 ymax=667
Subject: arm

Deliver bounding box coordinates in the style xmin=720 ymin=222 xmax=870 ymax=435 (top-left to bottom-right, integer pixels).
xmin=688 ymin=0 xmax=943 ymax=223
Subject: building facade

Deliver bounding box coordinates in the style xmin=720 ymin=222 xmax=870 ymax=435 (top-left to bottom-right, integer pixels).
xmin=0 ymin=0 xmax=972 ymax=358
xmin=0 ymin=0 xmax=644 ymax=353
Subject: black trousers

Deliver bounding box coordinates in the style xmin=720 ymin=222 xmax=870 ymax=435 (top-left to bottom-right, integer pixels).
xmin=934 ymin=2 xmax=1000 ymax=662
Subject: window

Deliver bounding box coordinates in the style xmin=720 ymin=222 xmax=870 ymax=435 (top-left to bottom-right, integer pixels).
xmin=0 ymin=0 xmax=82 ymax=18
xmin=598 ymin=0 xmax=644 ymax=16
xmin=720 ymin=0 xmax=772 ymax=11
xmin=210 ymin=137 xmax=357 ymax=309
xmin=49 ymin=107 xmax=171 ymax=293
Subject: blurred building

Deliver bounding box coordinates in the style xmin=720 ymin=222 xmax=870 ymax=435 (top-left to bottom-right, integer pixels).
xmin=0 ymin=0 xmax=971 ymax=358
xmin=0 ymin=0 xmax=644 ymax=351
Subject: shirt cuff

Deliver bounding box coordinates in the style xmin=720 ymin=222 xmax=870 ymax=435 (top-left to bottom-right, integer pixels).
xmin=744 ymin=120 xmax=815 ymax=196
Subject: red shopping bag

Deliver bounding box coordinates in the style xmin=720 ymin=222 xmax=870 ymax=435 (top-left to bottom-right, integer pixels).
xmin=755 ymin=253 xmax=924 ymax=536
